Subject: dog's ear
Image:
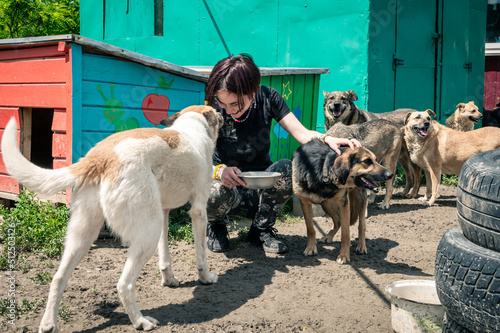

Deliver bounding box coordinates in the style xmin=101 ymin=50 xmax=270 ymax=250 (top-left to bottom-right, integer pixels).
xmin=333 ymin=152 xmax=354 ymax=185
xmin=202 ymin=108 xmax=219 ymax=127
xmin=425 ymin=109 xmax=437 ymax=119
xmin=468 ymin=101 xmax=475 ymax=106
xmin=160 ymin=112 xmax=180 ymax=127
xmin=321 ymin=151 xmax=338 ymax=183
xmin=404 ymin=112 xmax=412 ymax=125
xmin=346 ymin=90 xmax=358 ymax=101
xmin=323 ymin=90 xmax=329 ymax=98
xmin=456 ymin=103 xmax=465 ymax=109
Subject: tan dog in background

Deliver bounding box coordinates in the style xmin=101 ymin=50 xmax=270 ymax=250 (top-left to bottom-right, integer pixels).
xmin=404 ymin=109 xmax=500 ymax=206
xmin=1 ymin=105 xmax=223 ymax=332
xmin=445 ymin=101 xmax=483 ymax=132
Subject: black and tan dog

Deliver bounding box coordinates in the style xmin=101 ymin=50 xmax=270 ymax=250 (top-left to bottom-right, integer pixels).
xmin=323 ymin=90 xmax=377 ymax=130
xmin=292 ymin=141 xmax=393 ymax=264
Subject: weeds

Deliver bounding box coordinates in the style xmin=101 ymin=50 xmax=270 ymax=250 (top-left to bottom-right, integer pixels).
xmin=0 ymin=297 xmax=45 ymax=321
xmin=58 ymin=304 xmax=71 ymax=322
xmin=0 ymin=190 xmax=69 ymax=270
xmin=28 ymin=271 xmax=52 ymax=285
xmin=168 ymin=206 xmax=194 ymax=243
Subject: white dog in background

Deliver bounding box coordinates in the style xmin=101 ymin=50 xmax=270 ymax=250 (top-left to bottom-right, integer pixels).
xmin=1 ymin=105 xmax=223 ymax=332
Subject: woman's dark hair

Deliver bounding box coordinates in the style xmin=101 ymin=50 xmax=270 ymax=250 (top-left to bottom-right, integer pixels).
xmin=205 ymin=53 xmax=261 ymax=109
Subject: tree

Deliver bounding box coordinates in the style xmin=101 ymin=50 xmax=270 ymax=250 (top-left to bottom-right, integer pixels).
xmin=0 ymin=0 xmax=79 ymax=39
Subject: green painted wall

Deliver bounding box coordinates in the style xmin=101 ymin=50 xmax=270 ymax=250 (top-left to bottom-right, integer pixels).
xmin=81 ymin=0 xmax=486 ymax=127
xmin=80 ymin=0 xmax=371 ymax=130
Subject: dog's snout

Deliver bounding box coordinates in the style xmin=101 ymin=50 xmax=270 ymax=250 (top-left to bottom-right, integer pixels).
xmin=334 ymin=102 xmax=341 ymax=108
xmin=384 ymin=170 xmax=394 ymax=181
xmin=424 ymin=121 xmax=430 ymax=127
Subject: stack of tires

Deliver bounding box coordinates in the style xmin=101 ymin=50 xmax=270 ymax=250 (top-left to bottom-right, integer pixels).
xmin=435 ymin=149 xmax=500 ymax=333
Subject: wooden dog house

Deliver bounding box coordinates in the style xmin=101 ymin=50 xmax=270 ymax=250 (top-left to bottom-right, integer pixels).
xmin=0 ymin=35 xmax=208 ymax=203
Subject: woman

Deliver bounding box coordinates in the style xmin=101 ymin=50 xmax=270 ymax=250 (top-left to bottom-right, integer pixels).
xmin=206 ymin=54 xmax=360 ymax=254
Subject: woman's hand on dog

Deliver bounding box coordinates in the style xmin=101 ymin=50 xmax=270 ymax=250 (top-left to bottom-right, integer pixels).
xmin=221 ymin=166 xmax=245 ymax=188
xmin=325 ymin=137 xmax=362 ymax=155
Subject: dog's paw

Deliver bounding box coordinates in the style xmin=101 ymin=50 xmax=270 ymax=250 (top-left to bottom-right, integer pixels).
xmin=303 ymin=246 xmax=318 ymax=256
xmin=199 ymin=271 xmax=218 ymax=285
xmin=336 ymin=254 xmax=350 ymax=265
xmin=378 ymin=203 xmax=390 ymax=210
xmin=418 ymin=196 xmax=428 ymax=202
xmin=319 ymin=236 xmax=333 ymax=244
xmin=134 ymin=316 xmax=159 ymax=331
xmin=404 ymin=192 xmax=416 ymax=198
xmin=39 ymin=324 xmax=57 ymax=333
xmin=356 ymin=244 xmax=367 ymax=254
xmin=161 ymin=276 xmax=179 ymax=288
xmin=422 ymin=201 xmax=433 ymax=207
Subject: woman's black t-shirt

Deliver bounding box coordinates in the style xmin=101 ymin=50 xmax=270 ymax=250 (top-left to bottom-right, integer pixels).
xmin=213 ymin=86 xmax=291 ymax=171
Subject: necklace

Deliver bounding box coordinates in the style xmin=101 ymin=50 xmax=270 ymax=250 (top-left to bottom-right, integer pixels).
xmin=232 ymin=99 xmax=255 ymax=123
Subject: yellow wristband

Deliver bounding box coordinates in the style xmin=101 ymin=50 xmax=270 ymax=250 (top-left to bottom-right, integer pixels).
xmin=213 ymin=164 xmax=226 ymax=180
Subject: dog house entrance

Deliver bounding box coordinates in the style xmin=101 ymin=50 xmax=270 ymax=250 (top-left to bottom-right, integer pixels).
xmin=20 ymin=108 xmax=54 ymax=170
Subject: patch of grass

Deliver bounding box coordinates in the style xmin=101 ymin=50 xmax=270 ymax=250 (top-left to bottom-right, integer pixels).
xmin=58 ymin=304 xmax=71 ymax=322
xmin=237 ymin=226 xmax=249 ymax=240
xmin=168 ymin=205 xmax=194 ymax=244
xmin=0 ymin=190 xmax=69 ymax=271
xmin=393 ymin=166 xmax=458 ymax=188
xmin=28 ymin=271 xmax=52 ymax=285
xmin=0 ymin=297 xmax=45 ymax=322
xmin=441 ymin=174 xmax=458 ymax=186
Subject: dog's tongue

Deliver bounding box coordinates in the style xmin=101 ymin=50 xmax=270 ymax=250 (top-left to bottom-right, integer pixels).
xmin=419 ymin=128 xmax=428 ymax=136
xmin=333 ymin=110 xmax=342 ymax=118
xmin=362 ymin=177 xmax=379 ymax=193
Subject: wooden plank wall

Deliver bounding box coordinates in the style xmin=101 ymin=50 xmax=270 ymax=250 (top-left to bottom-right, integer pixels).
xmin=0 ymin=44 xmax=71 ymax=196
xmin=261 ymin=74 xmax=320 ymax=162
xmin=76 ymin=53 xmax=206 ymax=159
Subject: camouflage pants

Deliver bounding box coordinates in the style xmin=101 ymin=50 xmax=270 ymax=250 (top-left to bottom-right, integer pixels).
xmin=207 ymin=159 xmax=293 ymax=230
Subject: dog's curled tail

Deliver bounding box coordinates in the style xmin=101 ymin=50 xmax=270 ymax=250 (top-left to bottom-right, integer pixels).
xmin=1 ymin=118 xmax=77 ymax=197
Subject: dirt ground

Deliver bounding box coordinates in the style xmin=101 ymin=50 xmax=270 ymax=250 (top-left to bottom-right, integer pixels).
xmin=6 ymin=185 xmax=460 ymax=333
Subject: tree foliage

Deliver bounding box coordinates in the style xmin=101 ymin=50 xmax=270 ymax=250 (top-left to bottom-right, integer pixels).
xmin=0 ymin=0 xmax=79 ymax=39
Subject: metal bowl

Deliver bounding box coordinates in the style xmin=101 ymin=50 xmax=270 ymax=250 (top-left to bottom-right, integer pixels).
xmin=237 ymin=171 xmax=281 ymax=189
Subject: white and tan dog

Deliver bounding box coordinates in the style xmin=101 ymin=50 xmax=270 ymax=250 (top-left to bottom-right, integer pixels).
xmin=1 ymin=105 xmax=223 ymax=332
xmin=404 ymin=109 xmax=500 ymax=206
xmin=445 ymin=101 xmax=483 ymax=132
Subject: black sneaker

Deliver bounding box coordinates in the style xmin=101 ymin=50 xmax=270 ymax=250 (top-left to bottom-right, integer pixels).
xmin=246 ymin=226 xmax=288 ymax=254
xmin=207 ymin=223 xmax=230 ymax=252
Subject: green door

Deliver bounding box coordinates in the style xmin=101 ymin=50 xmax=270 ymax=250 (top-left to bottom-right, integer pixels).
xmin=393 ymin=0 xmax=438 ymax=113
xmin=441 ymin=0 xmax=486 ymax=120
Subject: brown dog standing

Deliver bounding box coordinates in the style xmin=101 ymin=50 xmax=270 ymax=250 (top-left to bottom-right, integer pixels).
xmin=404 ymin=109 xmax=500 ymax=206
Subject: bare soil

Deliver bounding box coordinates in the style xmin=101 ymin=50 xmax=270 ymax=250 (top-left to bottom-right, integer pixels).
xmin=6 ymin=185 xmax=459 ymax=333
